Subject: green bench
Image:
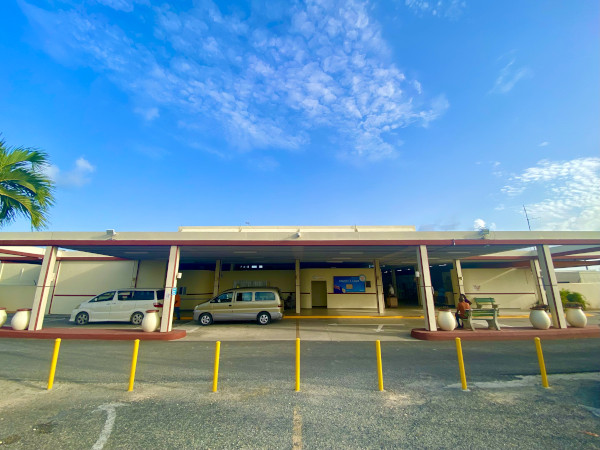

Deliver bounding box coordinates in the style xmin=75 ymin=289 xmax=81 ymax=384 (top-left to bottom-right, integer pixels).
xmin=463 ymin=298 xmax=501 ymax=331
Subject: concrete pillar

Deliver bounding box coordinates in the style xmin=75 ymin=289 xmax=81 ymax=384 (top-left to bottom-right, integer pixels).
xmin=537 ymin=245 xmax=566 ymax=329
xmin=295 ymin=259 xmax=301 ymax=314
xmin=416 ymin=245 xmax=436 ymax=331
xmin=453 ymin=259 xmax=466 ymax=305
xmin=28 ymin=246 xmax=58 ymax=331
xmin=213 ymin=259 xmax=221 ymax=297
xmin=374 ymin=260 xmax=385 ymax=314
xmin=530 ymin=259 xmax=548 ymax=306
xmin=160 ymin=246 xmax=180 ymax=333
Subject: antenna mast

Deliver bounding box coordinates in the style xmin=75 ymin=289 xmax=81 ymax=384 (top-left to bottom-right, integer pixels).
xmin=523 ymin=205 xmax=532 ymax=231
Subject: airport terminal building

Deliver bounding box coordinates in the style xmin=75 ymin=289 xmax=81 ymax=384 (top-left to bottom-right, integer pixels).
xmin=0 ymin=226 xmax=599 ymax=332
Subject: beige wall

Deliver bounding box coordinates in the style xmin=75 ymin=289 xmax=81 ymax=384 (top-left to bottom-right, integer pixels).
xmin=462 ymin=267 xmax=537 ymax=309
xmin=0 ymin=263 xmax=41 ymax=312
xmin=51 ymin=260 xmax=137 ymax=314
xmin=136 ymin=260 xmax=167 ymax=288
xmin=299 ymin=268 xmax=377 ymax=309
xmin=179 ymin=270 xmax=215 ymax=309
xmin=558 ymin=283 xmax=600 ymax=309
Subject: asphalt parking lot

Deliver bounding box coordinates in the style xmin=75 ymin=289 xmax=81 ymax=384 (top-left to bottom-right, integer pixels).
xmin=1 ymin=326 xmax=599 ymax=449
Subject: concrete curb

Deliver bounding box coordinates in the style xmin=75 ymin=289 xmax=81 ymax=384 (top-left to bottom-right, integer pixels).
xmin=411 ymin=326 xmax=600 ymax=341
xmin=0 ymin=327 xmax=186 ymax=341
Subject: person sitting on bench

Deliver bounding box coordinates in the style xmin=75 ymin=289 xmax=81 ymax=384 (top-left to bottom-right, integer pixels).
xmin=456 ymin=294 xmax=471 ymax=329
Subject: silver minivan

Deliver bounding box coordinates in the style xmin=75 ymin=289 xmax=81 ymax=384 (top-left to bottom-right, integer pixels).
xmin=69 ymin=289 xmax=165 ymax=325
xmin=193 ymin=288 xmax=283 ymax=325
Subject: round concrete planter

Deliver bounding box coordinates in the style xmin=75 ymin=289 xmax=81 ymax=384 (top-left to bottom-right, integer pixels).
xmin=11 ymin=308 xmax=32 ymax=331
xmin=142 ymin=309 xmax=160 ymax=332
xmin=437 ymin=309 xmax=456 ymax=331
xmin=565 ymin=306 xmax=587 ymax=328
xmin=529 ymin=308 xmax=551 ymax=330
xmin=0 ymin=307 xmax=7 ymax=327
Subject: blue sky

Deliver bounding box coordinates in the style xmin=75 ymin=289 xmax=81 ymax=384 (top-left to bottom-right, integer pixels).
xmin=0 ymin=0 xmax=598 ymax=232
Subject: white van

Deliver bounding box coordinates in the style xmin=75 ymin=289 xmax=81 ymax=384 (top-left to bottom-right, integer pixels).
xmin=69 ymin=289 xmax=165 ymax=325
xmin=193 ymin=288 xmax=283 ymax=325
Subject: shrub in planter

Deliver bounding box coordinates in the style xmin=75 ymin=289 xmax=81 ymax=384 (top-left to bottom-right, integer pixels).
xmin=559 ymin=289 xmax=588 ymax=311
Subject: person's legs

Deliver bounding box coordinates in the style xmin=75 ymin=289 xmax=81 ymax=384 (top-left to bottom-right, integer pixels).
xmin=174 ymin=306 xmax=181 ymax=320
xmin=455 ymin=312 xmax=462 ymax=328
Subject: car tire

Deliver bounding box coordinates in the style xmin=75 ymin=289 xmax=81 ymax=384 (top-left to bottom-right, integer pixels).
xmin=198 ymin=313 xmax=213 ymax=326
xmin=131 ymin=312 xmax=144 ymax=325
xmin=257 ymin=312 xmax=271 ymax=325
xmin=75 ymin=312 xmax=89 ymax=325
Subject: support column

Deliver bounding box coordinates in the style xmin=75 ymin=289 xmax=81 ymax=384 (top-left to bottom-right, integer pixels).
xmin=453 ymin=259 xmax=466 ymax=304
xmin=416 ymin=245 xmax=436 ymax=331
xmin=295 ymin=259 xmax=301 ymax=314
xmin=160 ymin=246 xmax=180 ymax=333
xmin=530 ymin=259 xmax=548 ymax=306
xmin=213 ymin=260 xmax=221 ymax=297
xmin=374 ymin=260 xmax=385 ymax=314
xmin=537 ymin=245 xmax=566 ymax=329
xmin=28 ymin=246 xmax=58 ymax=331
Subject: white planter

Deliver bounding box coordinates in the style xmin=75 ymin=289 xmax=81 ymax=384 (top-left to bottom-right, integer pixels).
xmin=0 ymin=308 xmax=7 ymax=327
xmin=11 ymin=308 xmax=31 ymax=331
xmin=437 ymin=310 xmax=456 ymax=331
xmin=565 ymin=307 xmax=587 ymax=328
xmin=142 ymin=309 xmax=160 ymax=332
xmin=529 ymin=309 xmax=551 ymax=330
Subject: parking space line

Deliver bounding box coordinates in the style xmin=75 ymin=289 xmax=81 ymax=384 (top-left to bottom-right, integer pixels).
xmin=92 ymin=403 xmax=126 ymax=450
xmin=293 ymin=407 xmax=302 ymax=449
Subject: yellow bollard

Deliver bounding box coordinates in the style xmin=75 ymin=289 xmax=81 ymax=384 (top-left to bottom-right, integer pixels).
xmin=47 ymin=338 xmax=62 ymax=390
xmin=212 ymin=341 xmax=221 ymax=392
xmin=455 ymin=337 xmax=468 ymax=391
xmin=376 ymin=340 xmax=384 ymax=391
xmin=127 ymin=339 xmax=140 ymax=392
xmin=295 ymin=338 xmax=300 ymax=392
xmin=534 ymin=337 xmax=549 ymax=388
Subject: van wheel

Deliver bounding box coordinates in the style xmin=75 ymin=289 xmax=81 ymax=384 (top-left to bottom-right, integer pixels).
xmin=198 ymin=313 xmax=213 ymax=326
xmin=131 ymin=312 xmax=144 ymax=325
xmin=257 ymin=312 xmax=271 ymax=325
xmin=75 ymin=312 xmax=89 ymax=325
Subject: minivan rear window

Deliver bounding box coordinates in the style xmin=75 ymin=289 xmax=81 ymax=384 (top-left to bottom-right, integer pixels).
xmin=133 ymin=290 xmax=155 ymax=300
xmin=255 ymin=292 xmax=275 ymax=301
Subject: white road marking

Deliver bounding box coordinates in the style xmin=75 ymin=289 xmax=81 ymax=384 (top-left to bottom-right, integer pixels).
xmin=376 ymin=325 xmax=384 ymax=332
xmin=580 ymin=405 xmax=600 ymax=417
xmin=293 ymin=407 xmax=302 ymax=449
xmin=92 ymin=403 xmax=126 ymax=450
xmin=184 ymin=326 xmax=201 ymax=334
xmin=446 ymin=372 xmax=600 ymax=389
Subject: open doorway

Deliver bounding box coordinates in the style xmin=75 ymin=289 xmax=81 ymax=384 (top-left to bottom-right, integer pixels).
xmin=311 ymin=281 xmax=327 ymax=307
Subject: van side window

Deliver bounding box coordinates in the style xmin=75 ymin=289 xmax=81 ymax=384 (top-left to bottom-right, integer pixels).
xmin=94 ymin=291 xmax=115 ymax=302
xmin=236 ymin=292 xmax=253 ymax=302
xmin=133 ymin=291 xmax=155 ymax=300
xmin=212 ymin=293 xmax=233 ymax=303
xmin=118 ymin=291 xmax=134 ymax=301
xmin=157 ymin=290 xmax=165 ymax=300
xmin=255 ymin=292 xmax=275 ymax=301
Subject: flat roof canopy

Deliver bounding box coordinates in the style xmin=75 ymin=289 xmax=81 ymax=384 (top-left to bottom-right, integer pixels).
xmin=1 ymin=228 xmax=599 ymax=267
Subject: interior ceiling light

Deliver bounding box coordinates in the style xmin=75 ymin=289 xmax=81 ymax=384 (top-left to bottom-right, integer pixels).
xmin=233 ymin=251 xmax=257 ymax=254
xmin=340 ymin=251 xmax=364 ymax=254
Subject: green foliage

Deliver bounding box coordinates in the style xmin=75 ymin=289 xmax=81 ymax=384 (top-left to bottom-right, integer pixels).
xmin=559 ymin=289 xmax=588 ymax=310
xmin=0 ymin=136 xmax=55 ymax=230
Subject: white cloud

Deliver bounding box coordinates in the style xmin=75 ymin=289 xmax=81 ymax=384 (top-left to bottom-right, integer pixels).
xmin=473 ymin=218 xmax=496 ymax=231
xmin=490 ymin=57 xmax=532 ymax=94
xmin=501 ymin=157 xmax=600 ymax=231
xmin=44 ymin=157 xmax=95 ymax=187
xmin=405 ymin=0 xmax=466 ymax=18
xmin=134 ymin=106 xmax=159 ymax=121
xmin=538 ymin=141 xmax=549 ymax=147
xmin=20 ymin=0 xmax=448 ymax=160
xmin=94 ymin=0 xmax=147 ymax=12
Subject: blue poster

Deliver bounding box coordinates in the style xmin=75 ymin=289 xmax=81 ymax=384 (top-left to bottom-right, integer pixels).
xmin=333 ymin=275 xmax=366 ymax=293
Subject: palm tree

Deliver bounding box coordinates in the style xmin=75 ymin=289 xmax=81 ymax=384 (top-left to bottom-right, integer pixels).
xmin=0 ymin=137 xmax=55 ymax=230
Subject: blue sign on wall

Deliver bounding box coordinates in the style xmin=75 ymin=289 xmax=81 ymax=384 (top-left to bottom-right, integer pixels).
xmin=333 ymin=275 xmax=366 ymax=293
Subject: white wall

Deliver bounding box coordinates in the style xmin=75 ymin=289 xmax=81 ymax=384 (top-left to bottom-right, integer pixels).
xmin=462 ymin=267 xmax=537 ymax=309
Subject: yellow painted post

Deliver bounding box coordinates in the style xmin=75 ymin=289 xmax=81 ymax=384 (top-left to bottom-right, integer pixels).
xmin=47 ymin=338 xmax=61 ymax=390
xmin=455 ymin=337 xmax=468 ymax=391
xmin=212 ymin=341 xmax=221 ymax=392
xmin=127 ymin=339 xmax=140 ymax=392
xmin=295 ymin=338 xmax=300 ymax=392
xmin=534 ymin=337 xmax=549 ymax=388
xmin=376 ymin=340 xmax=384 ymax=391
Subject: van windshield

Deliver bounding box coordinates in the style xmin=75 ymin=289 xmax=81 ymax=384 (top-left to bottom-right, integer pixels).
xmin=93 ymin=291 xmax=115 ymax=302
